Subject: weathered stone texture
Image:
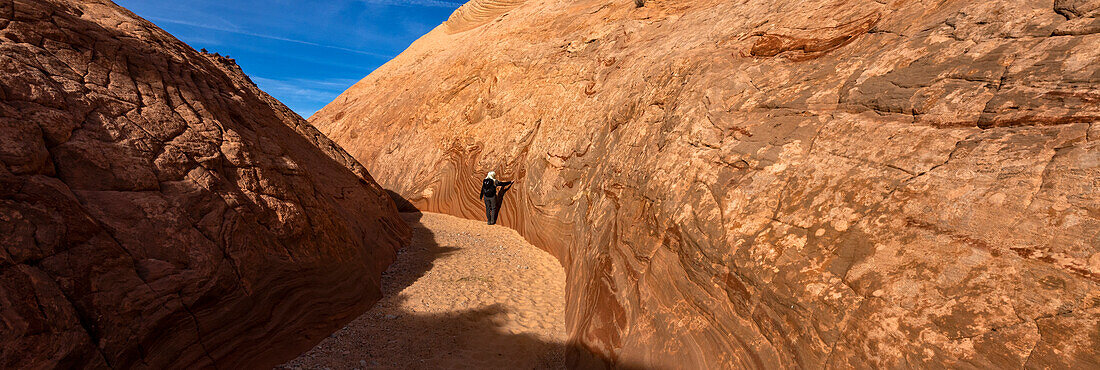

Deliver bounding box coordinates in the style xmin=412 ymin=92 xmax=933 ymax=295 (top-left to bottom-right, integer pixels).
xmin=313 ymin=0 xmax=1100 ymax=367
xmin=0 ymin=0 xmax=409 ymax=368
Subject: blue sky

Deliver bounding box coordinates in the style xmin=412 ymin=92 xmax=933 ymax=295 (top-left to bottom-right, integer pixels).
xmin=116 ymin=0 xmax=464 ymax=118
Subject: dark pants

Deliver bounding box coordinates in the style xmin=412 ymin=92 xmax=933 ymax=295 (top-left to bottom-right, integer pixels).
xmin=484 ymin=196 xmax=499 ymax=225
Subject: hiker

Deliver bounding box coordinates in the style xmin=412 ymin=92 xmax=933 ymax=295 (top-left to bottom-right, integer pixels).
xmin=480 ymin=171 xmax=513 ymax=225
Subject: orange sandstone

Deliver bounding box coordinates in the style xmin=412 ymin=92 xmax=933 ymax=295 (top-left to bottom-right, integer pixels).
xmin=313 ymin=0 xmax=1100 ymax=367
xmin=0 ymin=0 xmax=408 ymax=367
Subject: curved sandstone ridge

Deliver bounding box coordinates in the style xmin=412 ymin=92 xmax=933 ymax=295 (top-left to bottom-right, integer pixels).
xmin=313 ymin=0 xmax=1100 ymax=367
xmin=444 ymin=0 xmax=528 ymax=34
xmin=0 ymin=0 xmax=408 ymax=368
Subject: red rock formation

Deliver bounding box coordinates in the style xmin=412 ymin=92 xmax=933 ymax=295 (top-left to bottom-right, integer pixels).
xmin=312 ymin=0 xmax=1100 ymax=367
xmin=0 ymin=0 xmax=409 ymax=368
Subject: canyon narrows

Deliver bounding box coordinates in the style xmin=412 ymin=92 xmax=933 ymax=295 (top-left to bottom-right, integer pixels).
xmin=1 ymin=0 xmax=1098 ymax=368
xmin=312 ymin=0 xmax=1100 ymax=368
xmin=0 ymin=0 xmax=408 ymax=368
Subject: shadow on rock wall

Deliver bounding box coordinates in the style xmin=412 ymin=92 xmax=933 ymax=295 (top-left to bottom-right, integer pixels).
xmin=387 ymin=190 xmax=421 ymax=213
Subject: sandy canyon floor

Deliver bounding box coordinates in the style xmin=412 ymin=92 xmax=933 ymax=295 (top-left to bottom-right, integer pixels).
xmin=280 ymin=212 xmax=567 ymax=369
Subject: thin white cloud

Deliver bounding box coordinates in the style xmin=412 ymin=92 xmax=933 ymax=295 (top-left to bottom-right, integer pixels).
xmin=251 ymin=76 xmax=360 ymax=98
xmin=147 ymin=16 xmax=395 ymax=58
xmin=359 ymin=0 xmax=465 ymax=8
xmin=251 ymin=76 xmax=362 ymax=117
xmin=174 ymin=33 xmax=383 ymax=72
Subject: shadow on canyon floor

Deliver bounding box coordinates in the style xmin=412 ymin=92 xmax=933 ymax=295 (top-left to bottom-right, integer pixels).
xmin=281 ymin=211 xmax=639 ymax=369
xmin=376 ymin=212 xmax=622 ymax=369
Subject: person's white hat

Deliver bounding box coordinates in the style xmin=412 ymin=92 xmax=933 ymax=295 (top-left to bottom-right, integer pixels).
xmin=486 ymin=171 xmax=496 ymax=180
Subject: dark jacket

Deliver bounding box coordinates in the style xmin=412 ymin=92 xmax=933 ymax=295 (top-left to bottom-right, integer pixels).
xmin=480 ymin=178 xmax=512 ymax=199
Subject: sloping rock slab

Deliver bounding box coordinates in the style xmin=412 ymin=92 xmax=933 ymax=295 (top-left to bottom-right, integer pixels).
xmin=0 ymin=0 xmax=409 ymax=368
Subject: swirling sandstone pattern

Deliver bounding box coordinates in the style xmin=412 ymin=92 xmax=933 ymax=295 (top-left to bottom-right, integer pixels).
xmin=445 ymin=0 xmax=528 ymax=34
xmin=0 ymin=0 xmax=408 ymax=368
xmin=314 ymin=0 xmax=1100 ymax=367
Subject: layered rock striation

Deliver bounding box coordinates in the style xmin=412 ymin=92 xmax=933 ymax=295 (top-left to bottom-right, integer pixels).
xmin=0 ymin=0 xmax=409 ymax=368
xmin=313 ymin=0 xmax=1100 ymax=367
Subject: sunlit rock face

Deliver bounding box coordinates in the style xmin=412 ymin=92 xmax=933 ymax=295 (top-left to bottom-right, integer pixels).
xmin=0 ymin=0 xmax=409 ymax=368
xmin=314 ymin=0 xmax=1100 ymax=368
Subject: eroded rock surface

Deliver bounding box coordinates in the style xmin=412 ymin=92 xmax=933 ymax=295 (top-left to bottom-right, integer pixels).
xmin=313 ymin=0 xmax=1100 ymax=367
xmin=0 ymin=0 xmax=409 ymax=368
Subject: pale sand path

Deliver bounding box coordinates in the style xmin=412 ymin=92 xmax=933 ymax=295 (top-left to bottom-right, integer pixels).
xmin=280 ymin=212 xmax=567 ymax=369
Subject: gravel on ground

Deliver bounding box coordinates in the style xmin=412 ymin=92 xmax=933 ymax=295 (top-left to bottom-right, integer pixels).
xmin=279 ymin=212 xmax=567 ymax=369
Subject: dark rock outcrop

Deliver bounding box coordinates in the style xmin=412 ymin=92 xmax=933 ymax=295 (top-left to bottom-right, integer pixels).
xmin=312 ymin=0 xmax=1100 ymax=367
xmin=0 ymin=0 xmax=409 ymax=368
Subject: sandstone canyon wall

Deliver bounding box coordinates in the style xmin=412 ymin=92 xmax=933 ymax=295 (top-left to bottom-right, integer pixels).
xmin=312 ymin=0 xmax=1100 ymax=368
xmin=0 ymin=0 xmax=409 ymax=368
